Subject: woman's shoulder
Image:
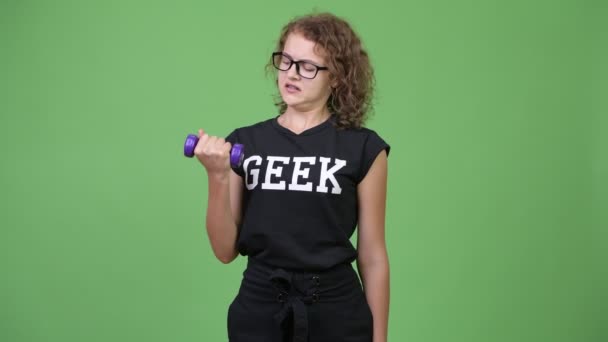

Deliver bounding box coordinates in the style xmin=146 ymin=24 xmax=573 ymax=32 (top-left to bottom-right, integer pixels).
xmin=335 ymin=122 xmax=385 ymax=141
xmin=336 ymin=124 xmax=390 ymax=157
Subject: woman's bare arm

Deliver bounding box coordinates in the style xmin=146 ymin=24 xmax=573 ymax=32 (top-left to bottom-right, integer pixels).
xmin=356 ymin=150 xmax=390 ymax=342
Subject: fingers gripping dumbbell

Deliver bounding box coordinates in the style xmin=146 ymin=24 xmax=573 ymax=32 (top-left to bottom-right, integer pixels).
xmin=183 ymin=134 xmax=245 ymax=168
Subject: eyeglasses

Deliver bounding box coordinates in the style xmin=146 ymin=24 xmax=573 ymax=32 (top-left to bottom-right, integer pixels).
xmin=271 ymin=52 xmax=328 ymax=79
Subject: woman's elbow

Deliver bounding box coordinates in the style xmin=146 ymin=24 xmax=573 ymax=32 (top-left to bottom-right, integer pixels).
xmin=357 ymin=247 xmax=389 ymax=268
xmin=215 ymin=249 xmax=238 ymax=264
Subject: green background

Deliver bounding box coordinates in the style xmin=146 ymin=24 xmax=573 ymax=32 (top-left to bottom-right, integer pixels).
xmin=1 ymin=0 xmax=606 ymax=341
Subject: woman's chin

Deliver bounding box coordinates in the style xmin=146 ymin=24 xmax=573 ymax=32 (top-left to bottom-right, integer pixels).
xmin=282 ymin=97 xmax=304 ymax=108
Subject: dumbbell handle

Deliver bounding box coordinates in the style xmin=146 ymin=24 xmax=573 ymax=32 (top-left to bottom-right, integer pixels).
xmin=183 ymin=134 xmax=245 ymax=169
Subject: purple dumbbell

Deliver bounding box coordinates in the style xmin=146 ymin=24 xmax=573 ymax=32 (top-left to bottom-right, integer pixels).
xmin=184 ymin=134 xmax=245 ymax=168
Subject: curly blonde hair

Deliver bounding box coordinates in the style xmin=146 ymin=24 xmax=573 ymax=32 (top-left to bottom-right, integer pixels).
xmin=267 ymin=12 xmax=375 ymax=129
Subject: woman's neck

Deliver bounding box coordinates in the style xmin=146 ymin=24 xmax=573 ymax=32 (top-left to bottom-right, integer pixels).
xmin=279 ymin=107 xmax=332 ymax=134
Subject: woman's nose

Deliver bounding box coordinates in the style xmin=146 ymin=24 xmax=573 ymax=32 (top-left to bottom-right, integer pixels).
xmin=287 ymin=63 xmax=300 ymax=79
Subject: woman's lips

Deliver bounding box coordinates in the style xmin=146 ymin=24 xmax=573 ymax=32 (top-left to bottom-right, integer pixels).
xmin=285 ymin=83 xmax=301 ymax=93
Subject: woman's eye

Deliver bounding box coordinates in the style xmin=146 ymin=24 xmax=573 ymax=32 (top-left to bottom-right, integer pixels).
xmin=302 ymin=63 xmax=316 ymax=71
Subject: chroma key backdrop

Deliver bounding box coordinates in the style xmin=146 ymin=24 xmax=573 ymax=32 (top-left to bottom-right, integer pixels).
xmin=1 ymin=1 xmax=606 ymax=341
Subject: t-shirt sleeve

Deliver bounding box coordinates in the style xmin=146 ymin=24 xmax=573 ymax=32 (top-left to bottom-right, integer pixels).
xmin=225 ymin=129 xmax=245 ymax=178
xmin=357 ymin=130 xmax=390 ymax=183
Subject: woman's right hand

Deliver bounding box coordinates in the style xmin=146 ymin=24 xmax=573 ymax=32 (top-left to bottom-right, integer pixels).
xmin=194 ymin=129 xmax=233 ymax=177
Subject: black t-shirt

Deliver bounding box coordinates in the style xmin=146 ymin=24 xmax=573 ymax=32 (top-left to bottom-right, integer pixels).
xmin=225 ymin=115 xmax=390 ymax=271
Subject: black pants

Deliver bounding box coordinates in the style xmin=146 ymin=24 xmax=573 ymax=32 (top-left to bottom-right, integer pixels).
xmin=227 ymin=257 xmax=373 ymax=342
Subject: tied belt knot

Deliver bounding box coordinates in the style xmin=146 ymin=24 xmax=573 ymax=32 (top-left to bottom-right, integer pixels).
xmin=269 ymin=268 xmax=321 ymax=342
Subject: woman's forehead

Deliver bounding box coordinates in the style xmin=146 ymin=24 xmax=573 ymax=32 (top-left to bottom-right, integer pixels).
xmin=283 ymin=32 xmax=327 ymax=63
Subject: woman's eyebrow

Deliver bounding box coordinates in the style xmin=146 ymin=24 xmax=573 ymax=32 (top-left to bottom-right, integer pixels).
xmin=283 ymin=52 xmax=322 ymax=65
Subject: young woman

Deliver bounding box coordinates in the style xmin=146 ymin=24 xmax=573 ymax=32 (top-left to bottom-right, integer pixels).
xmin=194 ymin=12 xmax=390 ymax=342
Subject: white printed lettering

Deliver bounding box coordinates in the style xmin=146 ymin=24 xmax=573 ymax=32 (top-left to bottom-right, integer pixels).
xmin=243 ymin=155 xmax=262 ymax=190
xmin=262 ymin=156 xmax=290 ymax=190
xmin=316 ymin=157 xmax=346 ymax=194
xmin=288 ymin=157 xmax=316 ymax=192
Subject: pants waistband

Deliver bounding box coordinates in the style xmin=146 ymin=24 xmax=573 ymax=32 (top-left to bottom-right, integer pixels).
xmin=240 ymin=257 xmax=362 ymax=342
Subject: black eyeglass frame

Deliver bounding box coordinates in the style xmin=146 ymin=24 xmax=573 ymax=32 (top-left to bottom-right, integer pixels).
xmin=271 ymin=52 xmax=329 ymax=79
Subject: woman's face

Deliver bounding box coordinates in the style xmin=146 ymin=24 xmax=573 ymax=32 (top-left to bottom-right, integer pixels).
xmin=277 ymin=32 xmax=333 ymax=113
